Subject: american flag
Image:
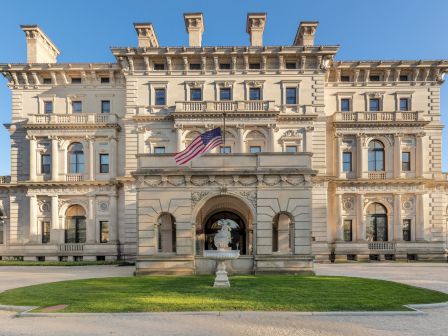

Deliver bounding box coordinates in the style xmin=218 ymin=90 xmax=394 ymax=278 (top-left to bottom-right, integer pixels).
xmin=174 ymin=128 xmax=223 ymax=165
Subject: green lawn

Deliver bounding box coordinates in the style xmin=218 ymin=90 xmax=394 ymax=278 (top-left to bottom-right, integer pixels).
xmin=0 ymin=275 xmax=446 ymax=312
xmin=0 ymin=261 xmax=133 ymax=267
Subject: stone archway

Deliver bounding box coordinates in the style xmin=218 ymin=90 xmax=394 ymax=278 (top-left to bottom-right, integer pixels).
xmin=195 ymin=194 xmax=254 ymax=256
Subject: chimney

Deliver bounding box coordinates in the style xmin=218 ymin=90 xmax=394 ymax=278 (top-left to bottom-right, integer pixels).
xmin=293 ymin=21 xmax=319 ymax=46
xmin=183 ymin=13 xmax=204 ymax=47
xmin=20 ymin=25 xmax=60 ymax=63
xmin=246 ymin=13 xmax=267 ymax=47
xmin=134 ymin=23 xmax=159 ymax=48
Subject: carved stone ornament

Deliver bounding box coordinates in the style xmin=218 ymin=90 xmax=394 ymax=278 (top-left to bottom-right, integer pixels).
xmin=191 ymin=191 xmax=210 ymax=209
xmin=98 ymin=201 xmax=109 ymax=212
xmin=38 ymin=200 xmax=50 ymax=213
xmin=239 ymin=191 xmax=257 ymax=209
xmin=342 ymin=197 xmax=354 ymax=211
xmin=246 ymin=80 xmax=264 ymax=87
xmin=187 ymin=81 xmax=204 ymax=88
xmin=402 ymin=196 xmax=414 ymax=211
xmin=281 ymin=129 xmax=303 ymax=139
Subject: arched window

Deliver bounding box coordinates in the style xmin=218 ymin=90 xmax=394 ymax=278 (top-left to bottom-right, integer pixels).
xmin=68 ymin=143 xmax=84 ymax=173
xmin=272 ymin=213 xmax=294 ymax=253
xmin=65 ymin=205 xmax=86 ymax=243
xmin=368 ymin=140 xmax=385 ymax=171
xmin=158 ymin=213 xmax=176 ymax=253
xmin=366 ymin=203 xmax=388 ymax=242
xmin=246 ymin=130 xmax=266 ymax=153
xmin=204 ymin=211 xmax=246 ymax=255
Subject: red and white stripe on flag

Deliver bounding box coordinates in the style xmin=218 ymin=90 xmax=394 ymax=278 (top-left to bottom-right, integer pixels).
xmin=174 ymin=128 xmax=223 ymax=165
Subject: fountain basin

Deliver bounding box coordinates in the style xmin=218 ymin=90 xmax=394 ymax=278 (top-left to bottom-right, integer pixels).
xmin=203 ymin=250 xmax=240 ymax=260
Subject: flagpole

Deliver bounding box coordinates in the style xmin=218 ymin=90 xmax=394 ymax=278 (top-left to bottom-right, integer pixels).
xmin=223 ymin=112 xmax=226 ymax=151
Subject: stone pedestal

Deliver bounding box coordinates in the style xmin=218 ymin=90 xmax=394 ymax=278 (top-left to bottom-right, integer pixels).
xmin=213 ymin=260 xmax=230 ymax=288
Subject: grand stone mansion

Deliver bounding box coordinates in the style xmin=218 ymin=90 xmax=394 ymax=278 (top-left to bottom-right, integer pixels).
xmin=0 ymin=13 xmax=447 ymax=274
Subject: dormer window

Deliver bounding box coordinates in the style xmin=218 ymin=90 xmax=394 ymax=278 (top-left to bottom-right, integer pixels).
xmin=249 ymin=63 xmax=261 ymax=70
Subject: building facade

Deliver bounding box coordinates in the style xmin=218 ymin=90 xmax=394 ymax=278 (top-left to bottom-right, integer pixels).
xmin=0 ymin=13 xmax=447 ymax=274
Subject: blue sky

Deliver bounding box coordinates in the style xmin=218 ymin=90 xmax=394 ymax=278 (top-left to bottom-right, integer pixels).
xmin=0 ymin=0 xmax=447 ymax=175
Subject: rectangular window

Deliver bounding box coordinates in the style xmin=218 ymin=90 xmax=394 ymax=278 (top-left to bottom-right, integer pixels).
xmin=44 ymin=101 xmax=53 ymax=114
xmin=369 ymin=75 xmax=380 ymax=81
xmin=341 ymin=98 xmax=351 ymax=112
xmin=219 ymin=88 xmax=232 ymax=101
xmin=100 ymin=221 xmax=109 ymax=243
xmin=402 ymin=219 xmax=411 ymax=241
xmin=399 ymin=74 xmax=409 ymax=81
xmin=42 ymin=221 xmax=50 ymax=244
xmin=340 ymin=75 xmax=350 ymax=82
xmin=154 ymin=146 xmax=166 ymax=154
xmin=101 ymin=100 xmax=110 ymax=114
xmin=155 ymin=89 xmax=166 ymax=105
xmin=286 ymin=146 xmax=297 ymax=153
xmin=153 ymin=63 xmax=165 ymax=70
xmin=249 ymin=88 xmax=261 ymax=101
xmin=43 ymin=78 xmax=52 ymax=84
xmin=250 ymin=146 xmax=261 ymax=153
xmin=369 ymin=98 xmax=380 ymax=112
xmin=399 ymin=98 xmax=409 ymax=111
xmin=343 ymin=220 xmax=352 ymax=242
xmin=99 ymin=154 xmax=109 ymax=174
xmin=71 ymin=77 xmax=82 ymax=84
xmin=41 ymin=154 xmax=51 ymax=174
xmin=285 ymin=62 xmax=297 ymax=69
xmin=100 ymin=77 xmax=110 ymax=84
xmin=219 ymin=63 xmax=231 ymax=70
xmin=189 ymin=63 xmax=201 ymax=70
xmin=286 ymin=88 xmax=297 ymax=104
xmin=72 ymin=101 xmax=82 ymax=113
xmin=343 ymin=152 xmax=352 ymax=172
xmin=190 ymin=88 xmax=202 ymax=101
xmin=402 ymin=152 xmax=411 ymax=171
xmin=220 ymin=146 xmax=231 ymax=154
xmin=249 ymin=63 xmax=261 ymax=70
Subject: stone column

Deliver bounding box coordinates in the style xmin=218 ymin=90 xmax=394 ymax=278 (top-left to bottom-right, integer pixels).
xmin=394 ymin=134 xmax=402 ymax=179
xmin=176 ymin=127 xmax=183 ymax=152
xmin=109 ymin=195 xmax=118 ymax=243
xmin=50 ymin=195 xmax=63 ymax=243
xmin=236 ymin=127 xmax=244 ymax=153
xmin=268 ymin=126 xmax=275 ymax=152
xmin=29 ymin=195 xmax=38 ymax=242
xmin=87 ymin=196 xmax=96 ymax=243
xmin=335 ymin=135 xmax=342 ymax=178
xmin=137 ymin=127 xmax=146 ymax=154
xmin=393 ymin=194 xmax=402 ymax=241
xmin=88 ymin=138 xmax=94 ymax=180
xmin=29 ymin=136 xmax=37 ymax=181
xmin=356 ymin=135 xmax=364 ymax=178
xmin=335 ymin=194 xmax=343 ymax=241
xmin=109 ymin=136 xmax=117 ymax=178
xmin=51 ymin=137 xmax=59 ymax=181
xmin=415 ymin=193 xmax=425 ymax=241
xmin=416 ymin=134 xmax=424 ymax=178
xmin=356 ymin=194 xmax=364 ymax=240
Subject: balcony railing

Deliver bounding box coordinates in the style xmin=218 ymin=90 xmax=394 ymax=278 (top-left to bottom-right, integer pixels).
xmin=174 ymin=100 xmax=276 ymax=112
xmin=0 ymin=176 xmax=11 ymax=184
xmin=66 ymin=174 xmax=83 ymax=182
xmin=58 ymin=244 xmax=84 ymax=252
xmin=368 ymin=172 xmax=387 ymax=179
xmin=29 ymin=113 xmax=118 ymax=125
xmin=368 ymin=242 xmax=396 ymax=251
xmin=334 ymin=111 xmax=425 ymax=123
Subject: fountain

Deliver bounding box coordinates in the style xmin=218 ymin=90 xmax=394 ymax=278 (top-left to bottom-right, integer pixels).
xmin=203 ymin=219 xmax=240 ymax=287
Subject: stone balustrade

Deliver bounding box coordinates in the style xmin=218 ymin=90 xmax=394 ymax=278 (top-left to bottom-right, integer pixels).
xmin=66 ymin=174 xmax=84 ymax=182
xmin=368 ymin=242 xmax=396 ymax=251
xmin=174 ymin=100 xmax=276 ymax=112
xmin=0 ymin=176 xmax=11 ymax=184
xmin=367 ymin=172 xmax=387 ymax=180
xmin=28 ymin=113 xmax=118 ymax=125
xmin=333 ymin=111 xmax=425 ymax=122
xmin=58 ymin=244 xmax=84 ymax=252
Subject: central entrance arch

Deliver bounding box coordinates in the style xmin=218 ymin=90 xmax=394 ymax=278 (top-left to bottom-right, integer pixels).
xmin=195 ymin=194 xmax=254 ymax=256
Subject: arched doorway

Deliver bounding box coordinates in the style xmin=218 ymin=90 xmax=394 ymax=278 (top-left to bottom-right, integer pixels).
xmin=195 ymin=194 xmax=254 ymax=256
xmin=366 ymin=203 xmax=388 ymax=241
xmin=65 ymin=205 xmax=86 ymax=243
xmin=204 ymin=211 xmax=246 ymax=254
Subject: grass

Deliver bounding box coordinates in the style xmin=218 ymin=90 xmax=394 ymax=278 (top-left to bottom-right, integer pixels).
xmin=0 ymin=275 xmax=447 ymax=312
xmin=0 ymin=260 xmax=134 ymax=267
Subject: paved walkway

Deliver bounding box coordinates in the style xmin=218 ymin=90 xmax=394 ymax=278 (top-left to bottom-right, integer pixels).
xmin=0 ymin=263 xmax=446 ymax=336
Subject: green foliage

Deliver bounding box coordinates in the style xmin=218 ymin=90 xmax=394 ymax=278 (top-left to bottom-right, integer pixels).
xmin=0 ymin=275 xmax=446 ymax=312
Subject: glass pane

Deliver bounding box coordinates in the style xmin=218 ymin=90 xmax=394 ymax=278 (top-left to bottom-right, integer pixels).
xmin=343 ymin=220 xmax=352 ymax=241
xmin=190 ymin=89 xmax=202 ymax=101
xmin=220 ymin=146 xmax=231 ymax=154
xmin=101 ymin=101 xmax=110 ymax=113
xmin=376 ymin=216 xmax=388 ymax=241
xmin=286 ymin=146 xmax=297 ymax=153
xmin=72 ymin=101 xmax=82 ymax=113
xmin=286 ymin=88 xmax=297 ymax=104
xmin=155 ymin=89 xmax=166 ymax=105
xmin=250 ymin=146 xmax=261 ymax=153
xmin=77 ymin=218 xmax=86 ymax=243
xmin=100 ymin=222 xmax=109 ymax=243
xmin=220 ymin=88 xmax=231 ymax=101
xmin=341 ymin=99 xmax=350 ymax=111
xmin=44 ymin=102 xmax=53 ymax=113
xmin=249 ymin=88 xmax=261 ymax=101
xmin=219 ymin=63 xmax=231 ymax=70
xmin=154 ymin=147 xmax=166 ymax=154
xmin=370 ymin=99 xmax=380 ymax=111
xmin=366 ymin=216 xmax=375 ymax=241
xmin=100 ymin=154 xmax=109 ymax=165
xmin=400 ymin=98 xmax=409 ymax=111
xmin=343 ymin=152 xmax=352 ymax=172
xmin=65 ymin=218 xmax=76 ymax=243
